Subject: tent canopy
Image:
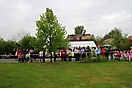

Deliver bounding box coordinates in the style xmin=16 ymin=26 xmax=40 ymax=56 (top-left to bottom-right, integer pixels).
xmin=70 ymin=41 xmax=97 ymax=48
xmin=103 ymin=44 xmax=111 ymax=47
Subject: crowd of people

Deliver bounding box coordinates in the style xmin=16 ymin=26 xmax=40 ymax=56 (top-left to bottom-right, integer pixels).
xmin=113 ymin=48 xmax=132 ymax=62
xmin=14 ymin=48 xmax=58 ymax=62
xmin=60 ymin=46 xmax=93 ymax=61
xmin=100 ymin=47 xmax=132 ymax=62
xmin=2 ymin=46 xmax=132 ymax=63
xmin=60 ymin=46 xmax=132 ymax=62
xmin=15 ymin=48 xmax=35 ymax=63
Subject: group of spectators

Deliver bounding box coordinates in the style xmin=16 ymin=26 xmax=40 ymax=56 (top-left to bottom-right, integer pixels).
xmin=15 ymin=48 xmax=35 ymax=63
xmin=113 ymin=48 xmax=132 ymax=62
xmin=60 ymin=46 xmax=97 ymax=61
xmin=2 ymin=45 xmax=132 ymax=63
xmin=14 ymin=49 xmax=57 ymax=62
xmin=13 ymin=46 xmax=95 ymax=62
xmin=96 ymin=46 xmax=132 ymax=62
xmin=60 ymin=46 xmax=132 ymax=62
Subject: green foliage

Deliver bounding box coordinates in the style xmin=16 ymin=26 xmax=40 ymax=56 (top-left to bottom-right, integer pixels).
xmin=95 ymin=36 xmax=102 ymax=44
xmin=99 ymin=28 xmax=131 ymax=50
xmin=0 ymin=39 xmax=7 ymax=54
xmin=6 ymin=40 xmax=18 ymax=53
xmin=89 ymin=34 xmax=97 ymax=44
xmin=109 ymin=28 xmax=131 ymax=50
xmin=74 ymin=25 xmax=86 ymax=34
xmin=18 ymin=35 xmax=33 ymax=49
xmin=110 ymin=28 xmax=122 ymax=49
xmin=35 ymin=8 xmax=69 ymax=52
xmin=80 ymin=55 xmax=107 ymax=63
xmin=0 ymin=39 xmax=18 ymax=54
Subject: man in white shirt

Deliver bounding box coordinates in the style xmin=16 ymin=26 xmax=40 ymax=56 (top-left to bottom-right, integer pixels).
xmin=39 ymin=51 xmax=43 ymax=62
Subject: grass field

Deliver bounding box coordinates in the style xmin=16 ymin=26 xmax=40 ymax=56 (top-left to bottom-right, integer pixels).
xmin=0 ymin=61 xmax=132 ymax=88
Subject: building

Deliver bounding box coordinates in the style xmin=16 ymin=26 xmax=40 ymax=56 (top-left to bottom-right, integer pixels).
xmin=128 ymin=36 xmax=132 ymax=40
xmin=68 ymin=34 xmax=92 ymax=41
xmin=68 ymin=34 xmax=96 ymax=48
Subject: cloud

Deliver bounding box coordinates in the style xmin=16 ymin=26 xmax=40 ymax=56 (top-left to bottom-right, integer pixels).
xmin=0 ymin=0 xmax=132 ymax=40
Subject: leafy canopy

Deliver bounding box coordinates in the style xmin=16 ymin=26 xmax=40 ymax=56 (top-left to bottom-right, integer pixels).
xmin=74 ymin=25 xmax=86 ymax=34
xmin=35 ymin=8 xmax=69 ymax=52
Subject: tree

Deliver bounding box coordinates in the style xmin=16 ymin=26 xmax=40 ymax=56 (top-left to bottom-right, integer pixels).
xmin=0 ymin=38 xmax=7 ymax=55
xmin=0 ymin=38 xmax=18 ymax=55
xmin=74 ymin=25 xmax=86 ymax=34
xmin=89 ymin=34 xmax=97 ymax=43
xmin=18 ymin=35 xmax=34 ymax=50
xmin=6 ymin=40 xmax=18 ymax=54
xmin=98 ymin=28 xmax=132 ymax=50
xmin=109 ymin=28 xmax=123 ymax=50
xmin=36 ymin=8 xmax=69 ymax=62
xmin=95 ymin=36 xmax=102 ymax=45
xmin=101 ymin=28 xmax=130 ymax=50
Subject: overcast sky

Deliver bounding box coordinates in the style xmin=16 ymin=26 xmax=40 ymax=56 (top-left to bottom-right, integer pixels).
xmin=0 ymin=0 xmax=132 ymax=40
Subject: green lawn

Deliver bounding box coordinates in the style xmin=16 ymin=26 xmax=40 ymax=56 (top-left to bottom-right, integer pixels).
xmin=0 ymin=61 xmax=132 ymax=88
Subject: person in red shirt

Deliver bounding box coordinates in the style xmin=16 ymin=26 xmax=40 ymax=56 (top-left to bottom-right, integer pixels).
xmin=16 ymin=49 xmax=22 ymax=62
xmin=114 ymin=51 xmax=121 ymax=62
xmin=129 ymin=47 xmax=132 ymax=61
xmin=130 ymin=47 xmax=132 ymax=53
xmin=101 ymin=48 xmax=106 ymax=56
xmin=60 ymin=48 xmax=67 ymax=61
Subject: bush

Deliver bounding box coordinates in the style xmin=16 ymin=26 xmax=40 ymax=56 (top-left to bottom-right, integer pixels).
xmin=80 ymin=54 xmax=107 ymax=63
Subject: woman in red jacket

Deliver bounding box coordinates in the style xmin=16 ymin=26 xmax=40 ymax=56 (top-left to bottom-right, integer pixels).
xmin=101 ymin=48 xmax=106 ymax=56
xmin=16 ymin=49 xmax=22 ymax=62
xmin=60 ymin=48 xmax=67 ymax=61
xmin=114 ymin=51 xmax=121 ymax=62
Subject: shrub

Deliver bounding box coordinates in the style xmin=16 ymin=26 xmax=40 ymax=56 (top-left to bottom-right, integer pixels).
xmin=80 ymin=54 xmax=107 ymax=63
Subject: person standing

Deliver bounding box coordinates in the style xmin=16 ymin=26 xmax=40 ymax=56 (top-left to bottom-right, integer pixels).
xmin=61 ymin=48 xmax=67 ymax=61
xmin=68 ymin=48 xmax=72 ymax=61
xmin=91 ymin=47 xmax=96 ymax=56
xmin=29 ymin=49 xmax=34 ymax=62
xmin=39 ymin=51 xmax=43 ymax=62
xmin=85 ymin=46 xmax=91 ymax=57
xmin=101 ymin=48 xmax=106 ymax=56
xmin=54 ymin=52 xmax=57 ymax=62
xmin=122 ymin=51 xmax=128 ymax=60
xmin=74 ymin=47 xmax=80 ymax=61
xmin=16 ymin=49 xmax=22 ymax=62
xmin=96 ymin=47 xmax=101 ymax=55
xmin=12 ymin=48 xmax=16 ymax=59
xmin=25 ymin=49 xmax=30 ymax=63
xmin=21 ymin=49 xmax=26 ymax=62
xmin=109 ymin=48 xmax=114 ymax=59
xmin=114 ymin=51 xmax=121 ymax=62
xmin=81 ymin=47 xmax=86 ymax=58
xmin=129 ymin=47 xmax=132 ymax=61
xmin=105 ymin=48 xmax=109 ymax=60
xmin=130 ymin=47 xmax=132 ymax=53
